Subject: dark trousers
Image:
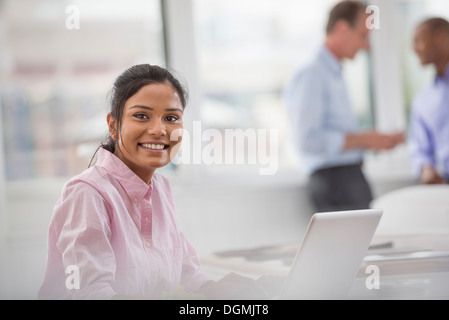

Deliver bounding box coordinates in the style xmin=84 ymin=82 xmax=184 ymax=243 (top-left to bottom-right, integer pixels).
xmin=307 ymin=164 xmax=373 ymax=213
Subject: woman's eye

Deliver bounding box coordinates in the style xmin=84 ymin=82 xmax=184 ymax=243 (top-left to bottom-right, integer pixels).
xmin=134 ymin=113 xmax=149 ymax=120
xmin=166 ymin=115 xmax=179 ymax=122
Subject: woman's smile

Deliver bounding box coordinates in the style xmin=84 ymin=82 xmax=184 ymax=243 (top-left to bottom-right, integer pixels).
xmin=108 ymin=82 xmax=184 ymax=183
xmin=139 ymin=143 xmax=169 ymax=150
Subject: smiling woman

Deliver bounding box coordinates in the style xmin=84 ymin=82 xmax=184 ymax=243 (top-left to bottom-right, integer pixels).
xmin=38 ymin=64 xmax=202 ymax=300
xmin=38 ymin=64 xmax=279 ymax=300
xmin=102 ymin=64 xmax=186 ymax=184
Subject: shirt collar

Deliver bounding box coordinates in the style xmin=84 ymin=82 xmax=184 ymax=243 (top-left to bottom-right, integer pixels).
xmin=435 ymin=63 xmax=449 ymax=84
xmin=95 ymin=147 xmax=152 ymax=201
xmin=319 ymin=44 xmax=343 ymax=76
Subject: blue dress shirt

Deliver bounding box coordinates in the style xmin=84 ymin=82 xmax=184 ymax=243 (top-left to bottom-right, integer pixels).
xmin=409 ymin=64 xmax=449 ymax=179
xmin=283 ymin=45 xmax=364 ymax=176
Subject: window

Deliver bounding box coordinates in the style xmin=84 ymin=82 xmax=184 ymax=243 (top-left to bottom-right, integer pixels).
xmin=0 ymin=0 xmax=165 ymax=181
xmin=192 ymin=0 xmax=374 ymax=176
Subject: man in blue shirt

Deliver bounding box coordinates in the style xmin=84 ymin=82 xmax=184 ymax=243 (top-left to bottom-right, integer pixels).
xmin=284 ymin=0 xmax=404 ymax=212
xmin=409 ymin=17 xmax=449 ymax=185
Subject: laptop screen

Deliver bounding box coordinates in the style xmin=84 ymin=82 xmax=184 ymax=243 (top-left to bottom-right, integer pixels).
xmin=279 ymin=208 xmax=383 ymax=299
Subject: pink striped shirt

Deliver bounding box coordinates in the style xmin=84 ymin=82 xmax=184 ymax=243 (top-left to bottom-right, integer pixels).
xmin=38 ymin=147 xmax=210 ymax=299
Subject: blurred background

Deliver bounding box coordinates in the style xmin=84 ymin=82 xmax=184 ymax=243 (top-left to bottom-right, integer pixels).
xmin=1 ymin=0 xmax=448 ymax=299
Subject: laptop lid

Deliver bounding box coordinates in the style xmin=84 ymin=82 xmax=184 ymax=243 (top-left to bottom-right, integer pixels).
xmin=279 ymin=208 xmax=383 ymax=300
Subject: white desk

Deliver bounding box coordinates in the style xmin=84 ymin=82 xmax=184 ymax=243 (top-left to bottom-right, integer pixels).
xmin=349 ymin=270 xmax=449 ymax=300
xmin=200 ymin=234 xmax=449 ymax=300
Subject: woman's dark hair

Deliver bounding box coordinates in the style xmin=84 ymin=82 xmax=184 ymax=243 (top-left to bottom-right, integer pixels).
xmin=88 ymin=64 xmax=188 ymax=167
xmin=326 ymin=0 xmax=367 ymax=34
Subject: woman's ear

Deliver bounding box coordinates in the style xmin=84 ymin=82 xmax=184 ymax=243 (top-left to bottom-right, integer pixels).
xmin=107 ymin=113 xmax=118 ymax=140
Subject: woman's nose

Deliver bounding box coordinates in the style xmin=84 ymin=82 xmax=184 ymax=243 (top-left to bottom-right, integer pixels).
xmin=148 ymin=119 xmax=167 ymax=136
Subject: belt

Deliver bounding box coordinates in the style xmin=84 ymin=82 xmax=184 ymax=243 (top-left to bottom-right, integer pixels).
xmin=311 ymin=162 xmax=363 ymax=175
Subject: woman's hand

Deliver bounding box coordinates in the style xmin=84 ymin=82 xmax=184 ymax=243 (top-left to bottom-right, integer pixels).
xmin=198 ymin=272 xmax=282 ymax=300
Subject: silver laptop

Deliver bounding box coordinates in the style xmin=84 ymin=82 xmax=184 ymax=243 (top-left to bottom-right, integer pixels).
xmin=279 ymin=208 xmax=383 ymax=300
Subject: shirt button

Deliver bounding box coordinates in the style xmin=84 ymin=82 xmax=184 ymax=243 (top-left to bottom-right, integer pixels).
xmin=145 ymin=241 xmax=151 ymax=248
xmin=134 ymin=198 xmax=138 ymax=203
